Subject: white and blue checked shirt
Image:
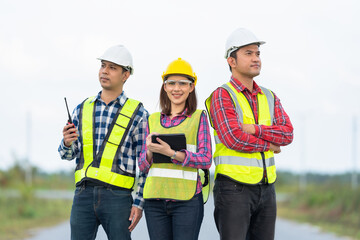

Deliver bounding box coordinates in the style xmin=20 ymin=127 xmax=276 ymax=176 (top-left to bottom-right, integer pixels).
xmin=58 ymin=91 xmax=148 ymax=209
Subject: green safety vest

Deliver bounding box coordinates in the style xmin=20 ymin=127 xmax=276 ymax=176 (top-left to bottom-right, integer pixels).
xmin=74 ymin=96 xmax=142 ymax=189
xmin=143 ymin=110 xmax=210 ymax=202
xmin=205 ymin=82 xmax=276 ymax=184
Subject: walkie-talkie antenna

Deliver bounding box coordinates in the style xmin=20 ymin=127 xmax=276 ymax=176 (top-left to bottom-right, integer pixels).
xmin=64 ymin=97 xmax=73 ymax=124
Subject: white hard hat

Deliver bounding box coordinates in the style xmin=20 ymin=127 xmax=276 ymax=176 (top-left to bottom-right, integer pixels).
xmin=225 ymin=28 xmax=265 ymax=59
xmin=97 ymin=45 xmax=134 ymax=75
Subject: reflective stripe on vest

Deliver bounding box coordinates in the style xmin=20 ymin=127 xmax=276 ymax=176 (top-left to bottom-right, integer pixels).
xmin=74 ymin=97 xmax=142 ymax=189
xmin=143 ymin=110 xmax=203 ymax=201
xmin=205 ymin=82 xmax=276 ymax=184
xmin=147 ymin=167 xmax=198 ymax=180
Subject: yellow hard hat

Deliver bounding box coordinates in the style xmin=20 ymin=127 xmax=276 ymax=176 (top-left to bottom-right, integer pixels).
xmin=162 ymin=58 xmax=197 ymax=86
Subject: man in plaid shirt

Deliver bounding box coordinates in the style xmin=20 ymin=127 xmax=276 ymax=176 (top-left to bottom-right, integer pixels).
xmin=206 ymin=28 xmax=293 ymax=240
xmin=58 ymin=45 xmax=148 ymax=240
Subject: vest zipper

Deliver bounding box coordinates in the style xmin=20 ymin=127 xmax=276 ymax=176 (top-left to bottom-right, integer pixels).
xmin=260 ymin=152 xmax=267 ymax=184
xmin=245 ymin=93 xmax=267 ymax=184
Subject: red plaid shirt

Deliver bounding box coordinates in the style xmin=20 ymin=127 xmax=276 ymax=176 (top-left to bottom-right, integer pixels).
xmin=209 ymin=77 xmax=293 ymax=153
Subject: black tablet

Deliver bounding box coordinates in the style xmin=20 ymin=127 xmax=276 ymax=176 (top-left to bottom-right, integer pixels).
xmin=151 ymin=134 xmax=186 ymax=164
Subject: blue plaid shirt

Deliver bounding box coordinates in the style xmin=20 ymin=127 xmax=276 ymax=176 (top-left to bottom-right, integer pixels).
xmin=58 ymin=91 xmax=148 ymax=209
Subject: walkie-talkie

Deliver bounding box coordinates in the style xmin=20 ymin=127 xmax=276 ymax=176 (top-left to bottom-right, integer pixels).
xmin=64 ymin=97 xmax=73 ymax=124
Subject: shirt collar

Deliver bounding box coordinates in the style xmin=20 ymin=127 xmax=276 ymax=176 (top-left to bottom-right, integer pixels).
xmin=90 ymin=91 xmax=127 ymax=106
xmin=230 ymin=76 xmax=263 ymax=95
xmin=161 ymin=108 xmax=191 ymax=118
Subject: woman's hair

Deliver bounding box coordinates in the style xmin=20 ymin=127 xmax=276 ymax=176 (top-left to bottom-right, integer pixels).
xmin=159 ymin=75 xmax=197 ymax=116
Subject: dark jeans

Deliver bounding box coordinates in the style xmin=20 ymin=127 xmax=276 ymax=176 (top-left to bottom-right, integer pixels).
xmin=144 ymin=193 xmax=204 ymax=240
xmin=213 ymin=177 xmax=277 ymax=240
xmin=70 ymin=185 xmax=133 ymax=240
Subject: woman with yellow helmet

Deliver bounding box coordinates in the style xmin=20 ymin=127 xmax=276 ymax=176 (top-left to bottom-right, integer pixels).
xmin=138 ymin=58 xmax=212 ymax=240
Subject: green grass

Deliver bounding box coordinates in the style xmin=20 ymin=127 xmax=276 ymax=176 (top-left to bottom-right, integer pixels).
xmin=0 ymin=195 xmax=72 ymax=239
xmin=0 ymin=167 xmax=74 ymax=239
xmin=278 ymin=184 xmax=360 ymax=240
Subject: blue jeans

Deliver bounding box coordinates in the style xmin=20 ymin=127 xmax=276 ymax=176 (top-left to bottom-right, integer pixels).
xmin=70 ymin=185 xmax=133 ymax=240
xmin=144 ymin=193 xmax=204 ymax=240
xmin=213 ymin=176 xmax=277 ymax=240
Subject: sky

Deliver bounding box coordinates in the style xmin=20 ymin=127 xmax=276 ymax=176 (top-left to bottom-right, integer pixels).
xmin=1 ymin=0 xmax=359 ymax=174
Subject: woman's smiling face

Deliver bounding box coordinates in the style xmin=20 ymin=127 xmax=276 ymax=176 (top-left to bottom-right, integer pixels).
xmin=163 ymin=75 xmax=194 ymax=109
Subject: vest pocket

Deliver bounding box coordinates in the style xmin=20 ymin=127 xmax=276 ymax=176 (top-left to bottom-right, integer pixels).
xmin=258 ymin=118 xmax=271 ymax=126
xmin=243 ymin=112 xmax=256 ymax=125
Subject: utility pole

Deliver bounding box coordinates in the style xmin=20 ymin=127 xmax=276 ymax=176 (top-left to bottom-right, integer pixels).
xmin=25 ymin=111 xmax=32 ymax=186
xmin=352 ymin=115 xmax=358 ymax=190
xmin=299 ymin=115 xmax=307 ymax=191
